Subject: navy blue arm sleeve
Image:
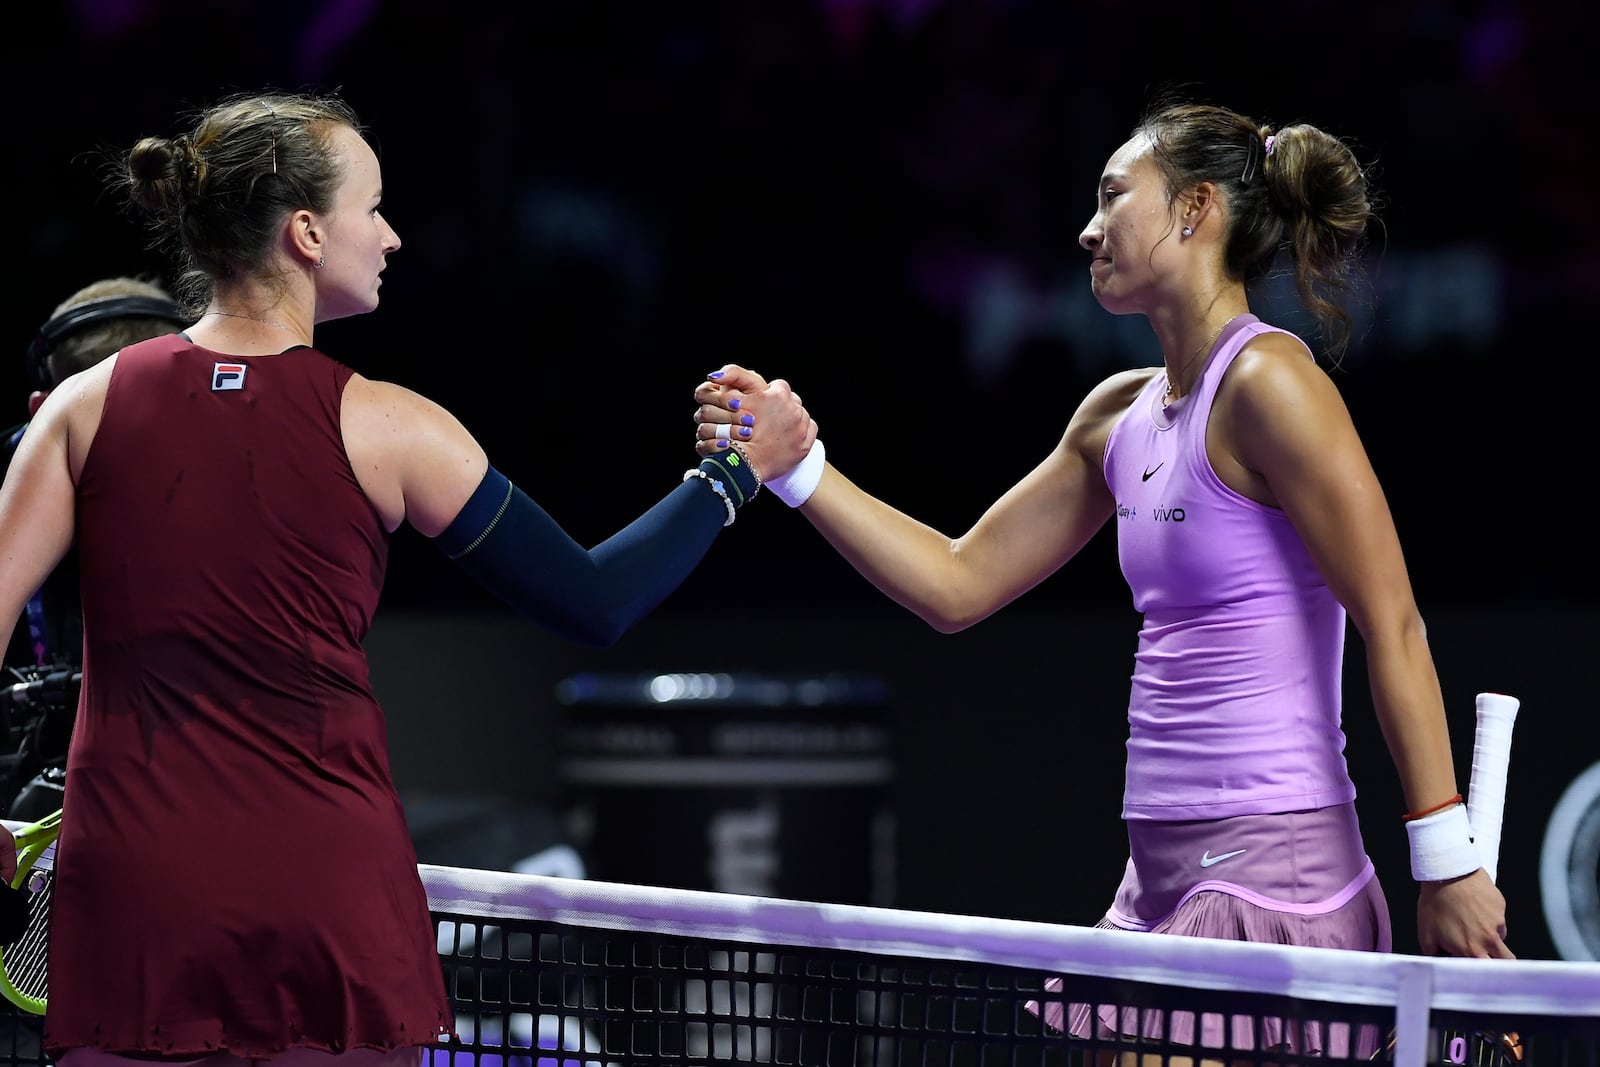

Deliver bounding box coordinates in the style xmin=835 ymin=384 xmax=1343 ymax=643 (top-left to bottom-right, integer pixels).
xmin=433 ymin=465 xmax=727 ymax=647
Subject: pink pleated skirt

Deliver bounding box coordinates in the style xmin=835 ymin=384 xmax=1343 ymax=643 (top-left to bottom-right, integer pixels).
xmin=1030 ymin=804 xmax=1392 ymax=1058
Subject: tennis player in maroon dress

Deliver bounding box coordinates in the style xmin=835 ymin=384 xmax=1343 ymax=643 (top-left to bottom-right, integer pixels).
xmin=0 ymin=90 xmax=813 ymax=1067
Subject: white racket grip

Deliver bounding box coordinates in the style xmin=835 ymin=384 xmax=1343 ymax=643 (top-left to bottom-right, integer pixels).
xmin=1466 ymin=692 xmax=1520 ymax=883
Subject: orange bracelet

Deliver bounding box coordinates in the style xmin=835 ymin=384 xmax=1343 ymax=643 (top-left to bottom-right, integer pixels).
xmin=1402 ymin=793 xmax=1462 ymax=822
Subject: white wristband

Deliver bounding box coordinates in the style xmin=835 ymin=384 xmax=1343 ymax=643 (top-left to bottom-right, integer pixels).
xmin=1406 ymin=803 xmax=1481 ymax=882
xmin=764 ymin=439 xmax=826 ymax=508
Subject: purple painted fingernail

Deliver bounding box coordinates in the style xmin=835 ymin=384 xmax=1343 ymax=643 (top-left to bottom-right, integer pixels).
xmin=739 ymin=414 xmax=754 ymax=426
xmin=717 ymin=439 xmax=729 ymax=448
xmin=709 ymin=371 xmax=725 ymax=379
xmin=738 ymin=426 xmax=751 ymax=437
xmin=728 ymin=397 xmax=742 ymax=410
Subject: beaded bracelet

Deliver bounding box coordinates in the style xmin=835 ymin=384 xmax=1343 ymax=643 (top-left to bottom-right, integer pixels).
xmin=683 ymin=468 xmax=737 ymax=526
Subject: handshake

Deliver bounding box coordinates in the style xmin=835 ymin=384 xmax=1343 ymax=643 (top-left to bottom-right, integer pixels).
xmin=689 ymin=364 xmax=826 ymax=511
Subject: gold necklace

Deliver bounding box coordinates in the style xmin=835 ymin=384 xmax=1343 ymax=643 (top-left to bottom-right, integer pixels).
xmin=1164 ymin=314 xmax=1242 ymax=402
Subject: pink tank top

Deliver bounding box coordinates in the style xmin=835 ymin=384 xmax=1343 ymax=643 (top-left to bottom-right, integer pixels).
xmin=1103 ymin=315 xmax=1356 ymax=821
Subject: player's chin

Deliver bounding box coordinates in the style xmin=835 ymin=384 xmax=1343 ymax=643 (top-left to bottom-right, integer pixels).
xmin=320 ymin=294 xmax=382 ymax=322
xmin=1090 ymin=286 xmax=1139 ymax=317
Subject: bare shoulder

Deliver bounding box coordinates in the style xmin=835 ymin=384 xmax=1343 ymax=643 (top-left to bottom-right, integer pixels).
xmin=1218 ymin=330 xmax=1360 ymax=467
xmin=342 ymin=374 xmax=472 ymax=441
xmin=1080 ymin=367 xmax=1162 ymax=417
xmin=50 ymin=354 xmax=117 ymax=411
xmin=340 ymin=374 xmax=487 ymax=534
xmin=341 ymin=374 xmax=484 ymax=465
xmin=14 ymin=356 xmax=121 ymax=479
xmin=1063 ymin=367 xmax=1159 ymax=455
xmin=38 ymin=354 xmax=118 ymax=438
xmin=343 ymin=373 xmax=435 ymax=419
xmin=1219 ymin=330 xmax=1340 ymax=413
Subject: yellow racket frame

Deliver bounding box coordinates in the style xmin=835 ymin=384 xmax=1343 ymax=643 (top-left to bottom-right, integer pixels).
xmin=1 ymin=807 xmax=62 ymax=1015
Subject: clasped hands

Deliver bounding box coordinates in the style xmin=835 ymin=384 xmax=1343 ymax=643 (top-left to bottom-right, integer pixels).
xmin=691 ymin=364 xmax=815 ymax=483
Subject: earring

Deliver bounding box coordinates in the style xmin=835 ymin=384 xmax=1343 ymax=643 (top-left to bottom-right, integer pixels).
xmin=313 ymin=255 xmax=324 ymax=270
xmin=1182 ymin=226 xmax=1193 ymax=238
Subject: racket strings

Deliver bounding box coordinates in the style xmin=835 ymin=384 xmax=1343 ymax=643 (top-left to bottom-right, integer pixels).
xmin=1 ymin=848 xmax=52 ymax=1005
xmin=1 ymin=869 xmax=51 ymax=998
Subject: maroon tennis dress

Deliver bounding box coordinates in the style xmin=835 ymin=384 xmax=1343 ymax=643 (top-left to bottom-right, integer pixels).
xmin=44 ymin=336 xmax=453 ymax=1057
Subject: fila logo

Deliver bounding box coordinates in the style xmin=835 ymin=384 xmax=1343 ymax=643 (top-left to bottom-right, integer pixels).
xmin=212 ymin=363 xmax=247 ymax=391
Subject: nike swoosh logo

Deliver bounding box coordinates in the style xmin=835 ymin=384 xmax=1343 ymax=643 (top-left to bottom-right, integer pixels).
xmin=1199 ymin=848 xmax=1247 ymax=868
xmin=1141 ymin=463 xmax=1163 ymax=482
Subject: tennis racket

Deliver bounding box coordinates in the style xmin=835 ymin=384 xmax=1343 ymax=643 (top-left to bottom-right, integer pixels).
xmin=1465 ymin=693 xmax=1519 ymax=885
xmin=0 ymin=807 xmax=61 ymax=1015
xmin=1376 ymin=692 xmax=1522 ymax=1067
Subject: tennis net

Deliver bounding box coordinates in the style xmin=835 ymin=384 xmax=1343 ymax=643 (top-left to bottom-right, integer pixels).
xmin=5 ymin=865 xmax=1599 ymax=1067
xmin=421 ymin=865 xmax=1600 ymax=1067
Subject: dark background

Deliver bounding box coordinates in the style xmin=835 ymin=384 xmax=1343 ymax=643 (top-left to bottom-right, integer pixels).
xmin=10 ymin=1 xmax=1596 ymax=961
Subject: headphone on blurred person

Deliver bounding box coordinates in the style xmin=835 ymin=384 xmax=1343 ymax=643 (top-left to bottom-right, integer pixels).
xmin=24 ymin=294 xmax=190 ymax=392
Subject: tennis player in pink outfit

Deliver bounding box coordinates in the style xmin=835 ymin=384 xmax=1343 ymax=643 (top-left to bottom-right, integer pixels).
xmin=693 ymin=94 xmax=1510 ymax=1054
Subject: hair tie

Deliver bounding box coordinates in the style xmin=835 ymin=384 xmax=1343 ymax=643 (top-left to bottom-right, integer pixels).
xmin=1264 ymin=134 xmax=1276 ymax=157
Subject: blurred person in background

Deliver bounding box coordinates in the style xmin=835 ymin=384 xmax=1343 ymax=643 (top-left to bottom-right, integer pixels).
xmin=2 ymin=276 xmax=189 ymax=820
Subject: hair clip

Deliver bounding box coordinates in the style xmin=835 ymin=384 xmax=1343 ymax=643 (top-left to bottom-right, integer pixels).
xmin=261 ymin=100 xmax=278 ymax=174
